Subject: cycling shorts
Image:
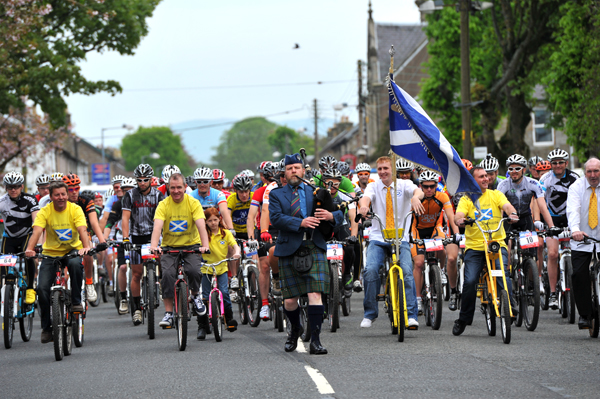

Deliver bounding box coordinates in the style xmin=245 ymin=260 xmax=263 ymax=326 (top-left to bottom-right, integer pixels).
xmin=411 ymin=226 xmax=446 ymax=257
xmin=551 ymin=215 xmax=569 ymax=229
xmin=130 ymin=234 xmax=152 ymax=264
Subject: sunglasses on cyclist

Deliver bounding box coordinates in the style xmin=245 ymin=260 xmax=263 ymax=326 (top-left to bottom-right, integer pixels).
xmin=136 ymin=178 xmax=150 ymax=183
xmin=550 ymin=161 xmax=566 ymax=166
xmin=68 ymin=187 xmax=80 ymax=192
xmin=196 ymin=180 xmax=211 ymax=185
xmin=508 ymin=167 xmax=523 ymax=172
xmin=357 ymin=172 xmax=370 ymax=176
xmin=5 ymin=185 xmax=21 ymax=190
xmin=421 ymin=184 xmax=436 ymax=190
xmin=327 ymin=182 xmax=341 ymax=188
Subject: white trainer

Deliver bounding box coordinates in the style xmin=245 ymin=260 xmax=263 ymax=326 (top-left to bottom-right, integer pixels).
xmin=360 ymin=318 xmax=373 ymax=328
xmin=259 ymin=305 xmax=270 ymax=320
xmin=86 ymin=284 xmax=97 ymax=303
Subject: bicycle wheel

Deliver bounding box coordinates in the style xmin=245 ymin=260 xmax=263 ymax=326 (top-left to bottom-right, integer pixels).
xmin=113 ymin=264 xmax=121 ymax=311
xmin=429 ymin=264 xmax=443 ymax=330
xmin=247 ymin=266 xmax=261 ymax=327
xmin=511 ymin=266 xmax=523 ymax=327
xmin=64 ymin=307 xmax=73 ymax=356
xmin=237 ymin=269 xmax=248 ymax=325
xmin=176 ymin=282 xmax=188 ymax=351
xmin=19 ymin=302 xmax=33 ymax=342
xmin=327 ymin=262 xmax=339 ymax=333
xmin=385 ymin=274 xmax=397 ymax=334
xmin=72 ymin=313 xmax=84 ymax=348
xmin=101 ymin=278 xmax=108 ymax=303
xmin=51 ymin=290 xmax=64 ymax=361
xmin=3 ymin=284 xmax=14 ymax=349
xmin=442 ymin=268 xmax=450 ymax=301
xmin=397 ymin=275 xmax=405 ymax=342
xmin=300 ymin=298 xmax=311 ymax=342
xmin=211 ymin=291 xmax=223 ymax=342
xmin=499 ymin=290 xmax=511 ymax=344
xmin=564 ymin=256 xmax=576 ymax=324
xmin=147 ymin=266 xmax=156 ymax=339
xmin=590 ymin=266 xmax=600 ymax=338
xmin=341 ymin=294 xmax=351 ymax=316
xmin=275 ymin=296 xmax=284 ymax=333
xmin=540 ymin=271 xmax=550 ymax=310
xmin=522 ymin=258 xmax=540 ymax=331
xmin=483 ymin=286 xmax=496 ymax=337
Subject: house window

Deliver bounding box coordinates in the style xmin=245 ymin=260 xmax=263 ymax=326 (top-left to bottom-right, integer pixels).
xmin=532 ymin=109 xmax=554 ymax=146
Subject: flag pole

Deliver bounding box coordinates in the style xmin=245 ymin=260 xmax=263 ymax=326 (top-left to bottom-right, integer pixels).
xmin=389 ymin=45 xmax=400 ymax=259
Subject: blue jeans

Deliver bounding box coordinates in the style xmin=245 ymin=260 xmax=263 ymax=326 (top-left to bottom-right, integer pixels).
xmin=363 ymin=240 xmax=417 ymax=320
xmin=459 ymin=247 xmax=512 ymax=324
xmin=201 ymin=273 xmax=232 ymax=311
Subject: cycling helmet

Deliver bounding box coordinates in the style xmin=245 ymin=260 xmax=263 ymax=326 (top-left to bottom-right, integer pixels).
xmin=528 ymin=156 xmax=544 ymax=167
xmin=103 ymin=187 xmax=114 ymax=201
xmin=121 ymin=177 xmax=137 ymax=189
xmin=336 ymin=161 xmax=351 ymax=176
xmin=161 ymin=164 xmax=181 ymax=182
xmin=112 ymin=175 xmax=126 ymax=184
xmin=257 ymin=161 xmax=270 ymax=173
xmin=36 ymin=174 xmax=51 ymax=186
xmin=479 ymin=154 xmax=499 ymax=172
xmin=3 ymin=171 xmax=24 ymax=186
xmin=62 ymin=173 xmax=81 ymax=186
xmin=322 ymin=167 xmax=342 ymax=180
xmin=95 ymin=192 xmax=102 ymax=199
xmin=461 ymin=159 xmax=473 ymax=171
xmin=80 ymin=190 xmax=95 ymax=200
xmin=319 ymin=155 xmax=337 ymax=170
xmin=505 ymin=154 xmax=527 ymax=167
xmin=419 ymin=170 xmax=440 ymax=183
xmin=186 ymin=176 xmax=197 ymax=189
xmin=233 ymin=175 xmax=253 ymax=191
xmin=194 ymin=167 xmax=213 ymax=180
xmin=547 ymin=148 xmax=569 ymax=162
xmin=212 ymin=169 xmax=226 ymax=181
xmin=49 ymin=172 xmax=64 ymax=182
xmin=396 ymin=158 xmax=414 ymax=172
xmin=151 ymin=176 xmax=160 ymax=186
xmin=240 ymin=169 xmax=255 ymax=179
xmin=536 ymin=160 xmax=552 ymax=171
xmin=355 ymin=163 xmax=371 ymax=173
xmin=134 ymin=164 xmax=154 ymax=178
xmin=262 ymin=162 xmax=276 ymax=180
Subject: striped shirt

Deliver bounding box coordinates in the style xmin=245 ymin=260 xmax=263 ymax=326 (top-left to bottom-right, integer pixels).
xmin=122 ymin=187 xmax=165 ymax=236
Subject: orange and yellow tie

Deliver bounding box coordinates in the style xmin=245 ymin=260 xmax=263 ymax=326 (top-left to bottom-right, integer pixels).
xmin=589 ymin=187 xmax=598 ymax=229
xmin=386 ymin=186 xmax=394 ymax=229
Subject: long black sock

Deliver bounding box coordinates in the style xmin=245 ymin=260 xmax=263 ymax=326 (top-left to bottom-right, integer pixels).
xmin=120 ymin=291 xmax=127 ymax=300
xmin=133 ymin=296 xmax=141 ymax=311
xmin=308 ymin=305 xmax=324 ymax=343
xmin=284 ymin=306 xmax=301 ymax=329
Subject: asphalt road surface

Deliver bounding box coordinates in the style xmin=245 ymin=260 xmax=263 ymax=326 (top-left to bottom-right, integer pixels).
xmin=2 ymin=293 xmax=599 ymax=398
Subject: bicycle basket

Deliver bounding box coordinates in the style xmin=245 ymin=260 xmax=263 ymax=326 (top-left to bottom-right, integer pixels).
xmin=382 ymin=228 xmax=404 ymax=240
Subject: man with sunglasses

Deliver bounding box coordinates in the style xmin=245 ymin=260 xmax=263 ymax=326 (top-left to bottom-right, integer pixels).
xmin=540 ymin=148 xmax=580 ymax=309
xmin=354 ymin=163 xmax=373 ymax=195
xmin=99 ymin=175 xmax=125 ymax=229
xmin=190 ymin=167 xmax=234 ymax=230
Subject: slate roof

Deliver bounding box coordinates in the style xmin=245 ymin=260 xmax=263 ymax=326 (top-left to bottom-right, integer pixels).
xmin=375 ymin=24 xmax=427 ymax=83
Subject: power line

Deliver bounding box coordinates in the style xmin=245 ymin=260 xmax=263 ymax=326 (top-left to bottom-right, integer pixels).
xmin=124 ymin=79 xmax=355 ymax=93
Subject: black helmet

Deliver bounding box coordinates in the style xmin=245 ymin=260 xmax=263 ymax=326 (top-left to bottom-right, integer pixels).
xmin=80 ymin=190 xmax=96 ymax=200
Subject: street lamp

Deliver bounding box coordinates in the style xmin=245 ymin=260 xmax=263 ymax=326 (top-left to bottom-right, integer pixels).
xmin=272 ymin=151 xmax=281 ymax=159
xmin=101 ymin=124 xmax=134 ymax=163
xmin=141 ymin=152 xmax=160 ymax=164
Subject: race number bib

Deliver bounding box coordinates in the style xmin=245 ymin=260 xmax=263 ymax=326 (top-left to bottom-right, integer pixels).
xmin=141 ymin=244 xmax=156 ymax=259
xmin=424 ymin=239 xmax=444 ymax=252
xmin=327 ymin=244 xmax=343 ymax=260
xmin=519 ymin=231 xmax=539 ymax=249
xmin=0 ymin=255 xmax=17 ymax=267
xmin=243 ymin=241 xmax=258 ymax=257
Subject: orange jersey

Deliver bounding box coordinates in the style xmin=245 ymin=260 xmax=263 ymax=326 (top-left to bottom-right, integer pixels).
xmin=412 ymin=191 xmax=452 ymax=230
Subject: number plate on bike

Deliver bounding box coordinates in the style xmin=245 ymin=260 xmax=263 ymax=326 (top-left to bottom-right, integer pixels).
xmin=459 ymin=235 xmax=466 ymax=249
xmin=0 ymin=255 xmax=17 ymax=267
xmin=519 ymin=231 xmax=539 ymax=248
xmin=243 ymin=242 xmax=258 ymax=257
xmin=141 ymin=244 xmax=156 ymax=259
xmin=327 ymin=244 xmax=343 ymax=260
xmin=363 ymin=226 xmax=371 ymax=240
xmin=490 ymin=269 xmax=504 ymax=277
xmin=424 ymin=239 xmax=444 ymax=252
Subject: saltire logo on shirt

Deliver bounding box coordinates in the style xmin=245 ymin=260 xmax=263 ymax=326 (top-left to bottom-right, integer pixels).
xmin=219 ymin=240 xmax=225 ymax=245
xmin=56 ymin=229 xmax=73 ymax=241
xmin=169 ymin=220 xmax=187 ymax=233
xmin=474 ymin=208 xmax=493 ymax=221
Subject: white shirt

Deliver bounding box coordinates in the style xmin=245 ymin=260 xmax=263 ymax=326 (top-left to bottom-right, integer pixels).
xmin=39 ymin=194 xmax=52 ymax=208
xmin=567 ymin=176 xmax=600 ymax=252
xmin=363 ymin=178 xmax=417 ymax=242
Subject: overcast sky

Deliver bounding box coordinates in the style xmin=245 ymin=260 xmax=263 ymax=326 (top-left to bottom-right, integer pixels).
xmin=65 ymin=0 xmax=421 ymax=150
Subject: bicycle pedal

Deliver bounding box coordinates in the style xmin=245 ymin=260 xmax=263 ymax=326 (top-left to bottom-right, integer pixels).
xmin=161 ymin=325 xmax=173 ymax=329
xmin=407 ymin=325 xmax=418 ymax=331
xmin=376 ymin=294 xmax=386 ymax=302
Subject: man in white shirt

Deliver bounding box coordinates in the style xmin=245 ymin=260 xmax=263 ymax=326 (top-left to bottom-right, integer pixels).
xmin=567 ymin=157 xmax=600 ymax=330
xmin=358 ymin=156 xmax=425 ymax=329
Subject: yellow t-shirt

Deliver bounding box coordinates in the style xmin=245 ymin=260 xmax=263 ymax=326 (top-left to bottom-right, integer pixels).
xmin=201 ymin=229 xmax=236 ymax=275
xmin=456 ymin=190 xmax=509 ymax=252
xmin=33 ymin=201 xmax=87 ymax=257
xmin=154 ymin=194 xmax=205 ymax=247
xmin=227 ymin=192 xmax=252 ymax=234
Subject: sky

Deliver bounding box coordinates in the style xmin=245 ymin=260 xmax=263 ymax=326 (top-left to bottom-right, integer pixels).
xmin=65 ymin=0 xmax=422 ymax=158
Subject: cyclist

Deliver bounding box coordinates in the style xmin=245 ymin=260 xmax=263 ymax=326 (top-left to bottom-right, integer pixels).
xmin=186 ymin=176 xmax=197 ymax=191
xmin=81 ymin=189 xmax=106 ymax=271
xmin=150 ymin=173 xmax=209 ymax=328
xmin=358 ymin=156 xmax=425 ymax=329
xmin=157 ymin=164 xmax=193 ymax=196
xmin=190 ymin=166 xmax=234 ymax=230
xmin=355 ymin=162 xmax=373 ymax=195
xmin=122 ymin=164 xmax=165 ymax=324
xmin=314 ymin=155 xmax=356 ymax=197
xmin=396 ymin=158 xmax=417 ymax=185
xmin=240 ymin=169 xmax=255 ymax=186
xmin=453 ymin=166 xmax=519 ymax=336
xmin=0 ymin=171 xmax=40 ymax=305
xmin=536 ymin=160 xmax=552 ymax=180
xmin=479 ymin=154 xmax=505 ymax=190
xmin=94 ymin=192 xmax=104 ymax=209
xmin=254 ymin=161 xmax=271 ymax=191
xmin=566 ymin=157 xmax=600 ymax=330
xmin=411 ymin=170 xmax=461 ymax=312
xmin=212 ymin=169 xmax=230 ymax=198
xmin=99 ymin=175 xmax=125 ymax=229
xmin=528 ymin=156 xmax=544 ymax=180
xmin=25 ymin=181 xmax=93 ymax=343
xmin=227 ymin=175 xmax=253 ymax=296
xmin=38 ymin=172 xmax=64 ymax=208
xmin=62 ymin=173 xmax=107 ymax=303
xmin=35 ymin=174 xmax=51 ymax=202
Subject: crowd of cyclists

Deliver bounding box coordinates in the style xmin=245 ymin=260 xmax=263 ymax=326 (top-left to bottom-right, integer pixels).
xmin=1 ymin=145 xmax=599 ymax=354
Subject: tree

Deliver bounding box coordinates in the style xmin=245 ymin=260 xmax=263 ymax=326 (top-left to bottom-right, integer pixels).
xmin=544 ymin=0 xmax=600 ymax=161
xmin=211 ymin=117 xmax=278 ymax=178
xmin=267 ymin=126 xmax=314 ymax=157
xmin=121 ymin=126 xmax=194 ymax=176
xmin=0 ymin=0 xmax=160 ymax=126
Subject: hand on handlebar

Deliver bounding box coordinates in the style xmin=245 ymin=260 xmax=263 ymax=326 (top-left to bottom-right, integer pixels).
xmin=508 ymin=214 xmax=519 ymax=224
xmin=572 ymin=231 xmax=587 ymax=241
xmin=96 ymin=242 xmax=108 ymax=252
xmin=260 ymin=231 xmax=272 ymax=242
xmin=123 ymin=237 xmax=132 ymax=251
xmin=199 ymin=247 xmax=210 ymax=253
xmin=151 ymin=246 xmax=162 ymax=254
xmin=79 ymin=247 xmax=90 ymax=256
xmin=534 ymin=221 xmax=544 ymax=231
xmin=348 ymin=235 xmax=358 ymax=244
xmin=25 ymin=249 xmax=36 ymax=258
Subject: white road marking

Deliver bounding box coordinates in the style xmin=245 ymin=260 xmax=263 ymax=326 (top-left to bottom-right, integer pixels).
xmin=304 ymin=365 xmax=335 ymax=395
xmin=296 ymin=341 xmax=307 ymax=353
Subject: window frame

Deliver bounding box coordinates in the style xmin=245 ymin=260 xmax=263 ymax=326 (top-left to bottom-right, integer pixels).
xmin=531 ymin=109 xmax=555 ymax=147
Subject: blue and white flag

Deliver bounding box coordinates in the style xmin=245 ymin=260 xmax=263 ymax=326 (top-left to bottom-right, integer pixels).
xmin=388 ymin=78 xmax=481 ymax=200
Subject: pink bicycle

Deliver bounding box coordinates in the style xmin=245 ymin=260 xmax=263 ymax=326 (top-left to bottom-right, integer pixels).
xmin=204 ymin=257 xmax=236 ymax=342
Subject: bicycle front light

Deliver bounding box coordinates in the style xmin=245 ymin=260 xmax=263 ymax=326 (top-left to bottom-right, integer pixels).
xmin=489 ymin=242 xmax=501 ymax=253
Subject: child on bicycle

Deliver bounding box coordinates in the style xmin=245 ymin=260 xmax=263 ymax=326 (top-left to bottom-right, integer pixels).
xmin=197 ymin=207 xmax=241 ymax=339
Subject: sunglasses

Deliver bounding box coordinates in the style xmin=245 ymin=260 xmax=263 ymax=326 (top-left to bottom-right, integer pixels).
xmin=550 ymin=161 xmax=566 ymax=166
xmin=421 ymin=184 xmax=436 ymax=189
xmin=68 ymin=187 xmax=80 ymax=192
xmin=136 ymin=178 xmax=150 ymax=183
xmin=6 ymin=185 xmax=21 ymax=190
xmin=357 ymin=172 xmax=370 ymax=176
xmin=196 ymin=180 xmax=211 ymax=185
xmin=508 ymin=167 xmax=523 ymax=172
xmin=327 ymin=182 xmax=341 ymax=188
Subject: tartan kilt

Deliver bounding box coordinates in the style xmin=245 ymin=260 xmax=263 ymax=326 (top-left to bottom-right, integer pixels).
xmin=279 ymin=241 xmax=330 ymax=299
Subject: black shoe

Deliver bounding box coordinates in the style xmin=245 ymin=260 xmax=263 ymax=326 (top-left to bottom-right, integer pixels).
xmin=578 ymin=316 xmax=591 ymax=330
xmin=452 ymin=319 xmax=467 ymax=336
xmin=309 ymin=340 xmax=328 ymax=355
xmin=197 ymin=327 xmax=206 ymax=340
xmin=284 ymin=325 xmax=304 ymax=352
xmin=225 ymin=308 xmax=238 ymax=332
xmin=41 ymin=330 xmax=53 ymax=344
xmin=448 ymin=292 xmax=457 ymax=311
xmin=510 ymin=296 xmax=519 ymax=320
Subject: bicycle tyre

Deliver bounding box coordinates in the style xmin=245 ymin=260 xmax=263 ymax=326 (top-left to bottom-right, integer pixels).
xmin=101 ymin=278 xmax=108 ymax=303
xmin=328 ymin=262 xmax=339 ymax=333
xmin=522 ymin=258 xmax=540 ymax=331
xmin=247 ymin=266 xmax=261 ymax=327
xmin=590 ymin=265 xmax=600 ymax=338
xmin=275 ymin=296 xmax=284 ymax=333
xmin=19 ymin=303 xmax=33 ymax=342
xmin=429 ymin=264 xmax=443 ymax=330
xmin=211 ymin=291 xmax=223 ymax=342
xmin=500 ymin=289 xmax=511 ymax=344
xmin=51 ymin=290 xmax=64 ymax=361
xmin=512 ymin=266 xmax=523 ymax=327
xmin=300 ymin=298 xmax=311 ymax=342
xmin=237 ymin=269 xmax=248 ymax=325
xmin=341 ymin=295 xmax=350 ymax=316
xmin=3 ymin=284 xmax=14 ymax=349
xmin=564 ymin=256 xmax=576 ymax=324
xmin=73 ymin=313 xmax=84 ymax=348
xmin=442 ymin=268 xmax=450 ymax=301
xmin=113 ymin=264 xmax=121 ymax=311
xmin=397 ymin=275 xmax=405 ymax=342
xmin=64 ymin=308 xmax=73 ymax=357
xmin=483 ymin=288 xmax=496 ymax=337
xmin=540 ymin=271 xmax=550 ymax=310
xmin=386 ymin=275 xmax=397 ymax=334
xmin=176 ymin=282 xmax=188 ymax=351
xmin=147 ymin=266 xmax=156 ymax=339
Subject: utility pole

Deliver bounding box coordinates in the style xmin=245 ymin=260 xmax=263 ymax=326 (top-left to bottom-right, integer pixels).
xmin=313 ymin=98 xmax=319 ymax=162
xmin=459 ymin=0 xmax=472 ymax=161
xmin=357 ymin=60 xmax=365 ymax=156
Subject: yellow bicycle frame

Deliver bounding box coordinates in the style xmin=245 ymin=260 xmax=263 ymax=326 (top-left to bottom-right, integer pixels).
xmin=478 ymin=232 xmax=513 ymax=319
xmin=388 ymin=254 xmax=409 ymax=330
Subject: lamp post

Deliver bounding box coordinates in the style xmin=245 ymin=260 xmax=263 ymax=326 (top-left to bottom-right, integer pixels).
xmin=101 ymin=124 xmax=134 ymax=163
xmin=141 ymin=152 xmax=160 ymax=164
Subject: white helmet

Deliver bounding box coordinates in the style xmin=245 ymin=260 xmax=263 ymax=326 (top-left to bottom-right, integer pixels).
xmin=547 ymin=148 xmax=569 ymax=162
xmin=112 ymin=175 xmax=126 ymax=184
xmin=103 ymin=187 xmax=114 ymax=202
xmin=3 ymin=171 xmax=24 ymax=186
xmin=121 ymin=177 xmax=137 ymax=189
xmin=479 ymin=154 xmax=499 ymax=172
xmin=396 ymin=158 xmax=414 ymax=172
xmin=194 ymin=167 xmax=213 ymax=180
xmin=161 ymin=165 xmax=181 ymax=182
xmin=49 ymin=172 xmax=64 ymax=182
xmin=506 ymin=154 xmax=527 ymax=167
xmin=36 ymin=174 xmax=51 ymax=186
xmin=419 ymin=170 xmax=440 ymax=183
xmin=240 ymin=169 xmax=255 ymax=179
xmin=355 ymin=163 xmax=371 ymax=173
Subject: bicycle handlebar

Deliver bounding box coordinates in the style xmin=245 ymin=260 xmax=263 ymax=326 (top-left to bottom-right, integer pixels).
xmin=161 ymin=248 xmax=211 ymax=255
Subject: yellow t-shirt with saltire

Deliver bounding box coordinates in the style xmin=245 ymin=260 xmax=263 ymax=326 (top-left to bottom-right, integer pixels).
xmin=33 ymin=202 xmax=86 ymax=257
xmin=456 ymin=190 xmax=510 ymax=252
xmin=154 ymin=194 xmax=205 ymax=247
xmin=202 ymin=229 xmax=236 ymax=275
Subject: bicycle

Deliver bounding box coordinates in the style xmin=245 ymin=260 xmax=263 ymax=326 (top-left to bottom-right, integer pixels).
xmin=556 ymin=230 xmax=576 ymax=324
xmin=203 ymin=257 xmax=236 ymax=342
xmin=235 ymin=239 xmax=261 ymax=326
xmin=582 ymin=236 xmax=600 ymax=338
xmin=1 ymin=252 xmax=35 ymax=349
xmin=139 ymin=244 xmax=161 ymax=339
xmin=107 ymin=240 xmax=133 ymax=316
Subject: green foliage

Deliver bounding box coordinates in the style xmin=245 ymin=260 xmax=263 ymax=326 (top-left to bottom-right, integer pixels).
xmin=267 ymin=126 xmax=314 ymax=156
xmin=121 ymin=126 xmax=194 ymax=175
xmin=211 ymin=117 xmax=278 ymax=178
xmin=544 ymin=0 xmax=600 ymax=161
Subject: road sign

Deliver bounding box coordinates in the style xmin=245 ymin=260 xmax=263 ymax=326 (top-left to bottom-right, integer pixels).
xmin=473 ymin=146 xmax=488 ymax=160
xmin=92 ymin=163 xmax=111 ymax=185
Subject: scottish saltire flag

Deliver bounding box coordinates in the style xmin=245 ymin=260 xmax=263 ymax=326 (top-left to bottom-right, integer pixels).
xmin=169 ymin=220 xmax=188 ymax=233
xmin=388 ymin=79 xmax=481 ymax=200
xmin=56 ymin=229 xmax=73 ymax=241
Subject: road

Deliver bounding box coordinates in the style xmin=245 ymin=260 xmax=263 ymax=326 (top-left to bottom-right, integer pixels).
xmin=2 ymin=293 xmax=599 ymax=398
